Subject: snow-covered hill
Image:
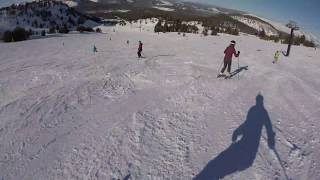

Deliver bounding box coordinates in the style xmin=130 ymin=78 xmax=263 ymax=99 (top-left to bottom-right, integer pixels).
xmin=232 ymin=15 xmax=279 ymax=36
xmin=63 ymin=0 xmax=79 ymax=7
xmin=72 ymin=0 xmax=242 ymax=15
xmin=1 ymin=22 xmax=320 ymax=179
xmin=0 ymin=0 xmax=99 ymax=33
xmin=236 ymin=14 xmax=319 ymax=45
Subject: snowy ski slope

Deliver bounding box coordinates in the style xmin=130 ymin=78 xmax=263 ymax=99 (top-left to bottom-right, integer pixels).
xmin=0 ymin=23 xmax=320 ymax=180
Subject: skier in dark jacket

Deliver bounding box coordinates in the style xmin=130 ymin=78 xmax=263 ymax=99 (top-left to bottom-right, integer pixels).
xmin=219 ymin=40 xmax=240 ymax=77
xmin=137 ymin=41 xmax=143 ymax=58
xmin=93 ymin=44 xmax=98 ymax=53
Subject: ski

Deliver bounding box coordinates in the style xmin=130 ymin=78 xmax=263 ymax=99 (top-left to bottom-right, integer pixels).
xmin=217 ymin=74 xmax=226 ymax=78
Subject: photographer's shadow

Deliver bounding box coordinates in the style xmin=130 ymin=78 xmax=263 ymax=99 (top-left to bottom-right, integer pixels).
xmin=194 ymin=94 xmax=275 ymax=180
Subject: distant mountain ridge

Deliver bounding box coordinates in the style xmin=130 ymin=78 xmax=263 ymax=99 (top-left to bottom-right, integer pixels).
xmin=0 ymin=0 xmax=318 ymax=45
xmin=70 ymin=0 xmax=318 ymax=44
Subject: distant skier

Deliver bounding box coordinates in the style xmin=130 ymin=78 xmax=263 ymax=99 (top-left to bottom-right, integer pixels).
xmin=272 ymin=50 xmax=280 ymax=64
xmin=137 ymin=41 xmax=143 ymax=58
xmin=219 ymin=40 xmax=240 ymax=77
xmin=93 ymin=44 xmax=98 ymax=53
xmin=127 ymin=40 xmax=130 ymax=45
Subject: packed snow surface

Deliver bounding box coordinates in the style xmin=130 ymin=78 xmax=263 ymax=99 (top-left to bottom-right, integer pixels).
xmin=1 ymin=23 xmax=320 ymax=180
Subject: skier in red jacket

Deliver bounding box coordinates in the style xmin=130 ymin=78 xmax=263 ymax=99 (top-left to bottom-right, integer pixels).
xmin=219 ymin=40 xmax=240 ymax=77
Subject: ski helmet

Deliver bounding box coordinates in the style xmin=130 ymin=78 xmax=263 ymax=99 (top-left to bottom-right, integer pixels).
xmin=231 ymin=40 xmax=236 ymax=45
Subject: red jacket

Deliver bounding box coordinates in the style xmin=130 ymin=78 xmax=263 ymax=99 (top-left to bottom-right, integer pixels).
xmin=224 ymin=45 xmax=239 ymax=61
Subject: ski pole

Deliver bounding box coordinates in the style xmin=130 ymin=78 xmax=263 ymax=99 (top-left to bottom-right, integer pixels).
xmin=217 ymin=60 xmax=224 ymax=76
xmin=273 ymin=149 xmax=290 ymax=180
xmin=237 ymin=56 xmax=240 ymax=80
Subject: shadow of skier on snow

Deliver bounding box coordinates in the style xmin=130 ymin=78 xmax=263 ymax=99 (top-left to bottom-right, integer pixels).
xmin=229 ymin=65 xmax=249 ymax=78
xmin=194 ymin=94 xmax=275 ymax=180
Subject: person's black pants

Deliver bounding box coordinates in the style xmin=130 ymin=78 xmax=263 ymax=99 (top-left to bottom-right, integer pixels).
xmin=137 ymin=50 xmax=142 ymax=57
xmin=221 ymin=60 xmax=232 ymax=73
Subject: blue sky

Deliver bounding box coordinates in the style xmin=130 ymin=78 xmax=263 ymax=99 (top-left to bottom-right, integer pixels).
xmin=190 ymin=0 xmax=320 ymax=39
xmin=1 ymin=0 xmax=319 ymax=39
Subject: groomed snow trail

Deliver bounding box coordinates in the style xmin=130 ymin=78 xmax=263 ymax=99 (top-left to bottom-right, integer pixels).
xmin=0 ymin=26 xmax=320 ymax=180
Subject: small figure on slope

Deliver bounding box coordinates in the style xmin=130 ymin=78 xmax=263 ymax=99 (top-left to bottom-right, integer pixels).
xmin=137 ymin=41 xmax=143 ymax=58
xmin=219 ymin=40 xmax=240 ymax=77
xmin=272 ymin=50 xmax=280 ymax=64
xmin=127 ymin=40 xmax=130 ymax=45
xmin=93 ymin=44 xmax=98 ymax=53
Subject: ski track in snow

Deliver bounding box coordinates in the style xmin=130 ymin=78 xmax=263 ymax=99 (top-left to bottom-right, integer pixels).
xmin=0 ymin=24 xmax=320 ymax=180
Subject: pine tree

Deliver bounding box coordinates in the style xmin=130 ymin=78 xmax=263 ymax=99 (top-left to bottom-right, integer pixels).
xmin=12 ymin=27 xmax=29 ymax=41
xmin=2 ymin=31 xmax=13 ymax=42
xmin=48 ymin=27 xmax=56 ymax=34
xmin=41 ymin=30 xmax=46 ymax=36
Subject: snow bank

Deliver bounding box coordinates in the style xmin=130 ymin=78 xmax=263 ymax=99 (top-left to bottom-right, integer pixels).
xmin=156 ymin=0 xmax=173 ymax=6
xmin=113 ymin=18 xmax=158 ymax=32
xmin=105 ymin=9 xmax=131 ymax=13
xmin=153 ymin=6 xmax=175 ymax=11
xmin=63 ymin=0 xmax=78 ymax=7
xmin=210 ymin=7 xmax=220 ymax=13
